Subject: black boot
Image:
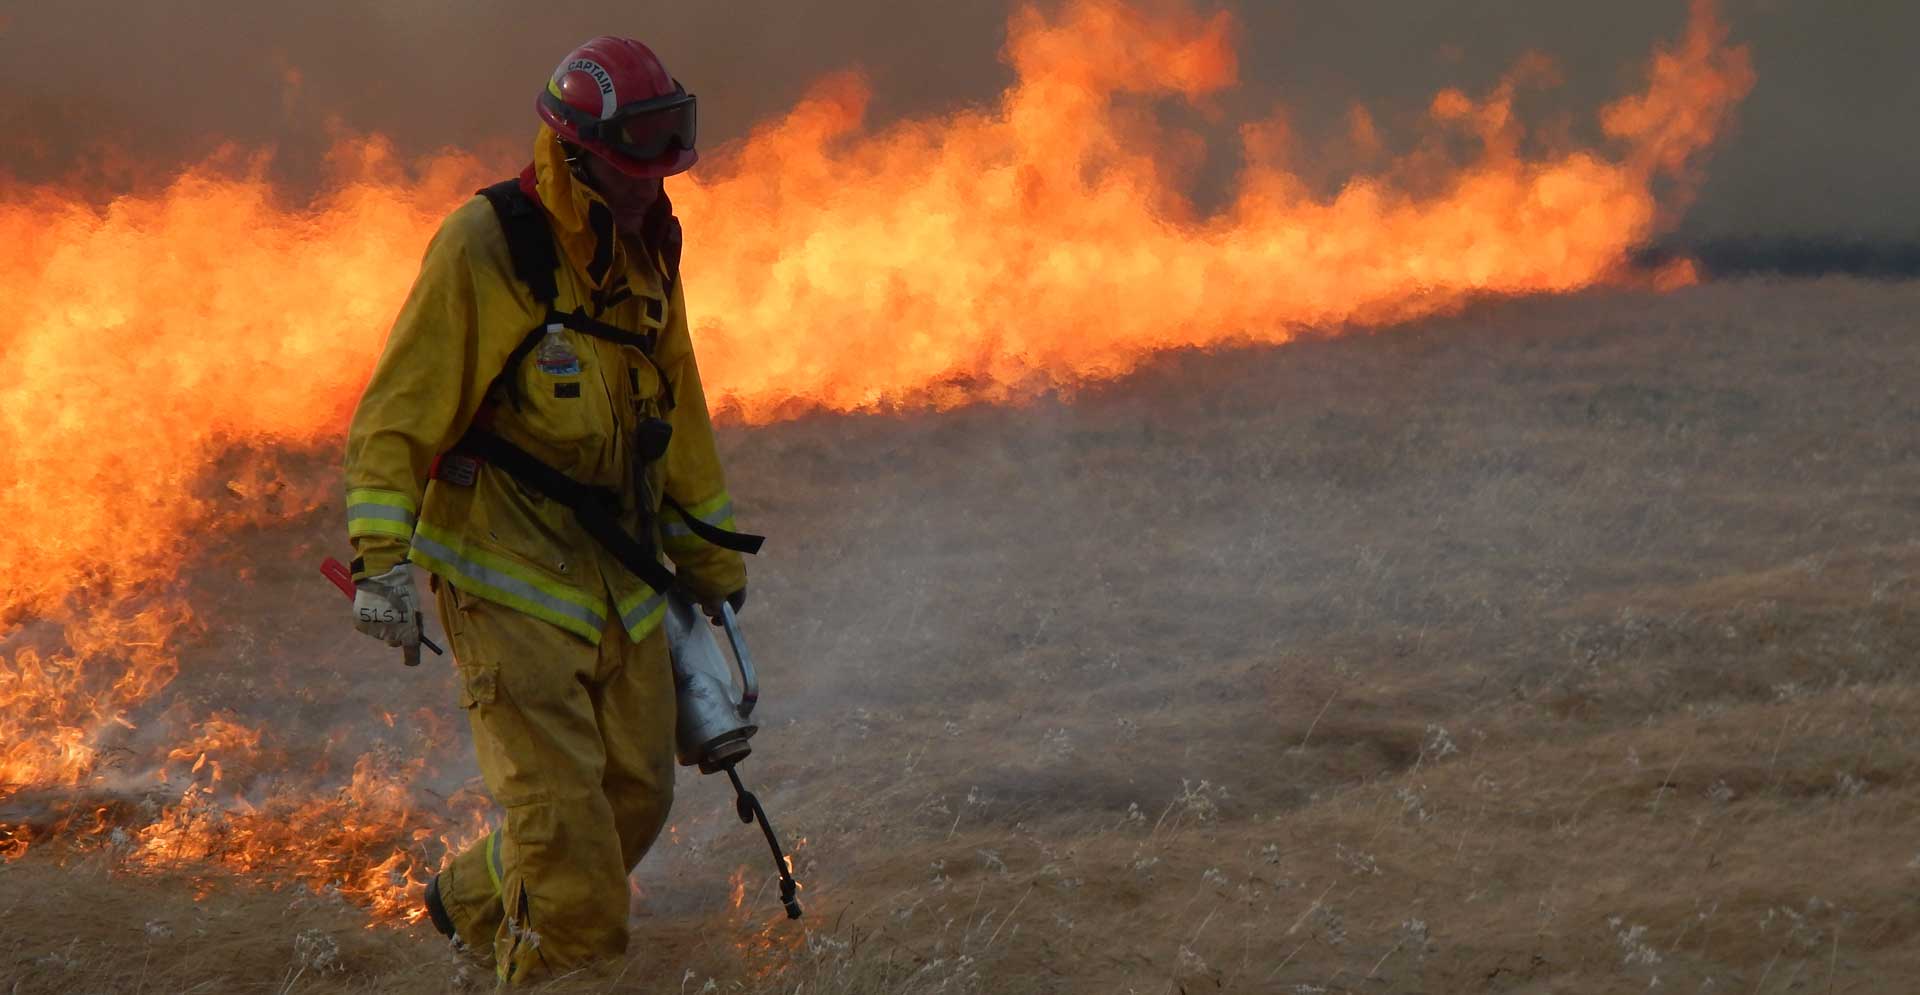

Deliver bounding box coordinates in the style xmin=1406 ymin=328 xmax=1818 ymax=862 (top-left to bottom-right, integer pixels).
xmin=424 ymin=874 xmax=457 ymax=940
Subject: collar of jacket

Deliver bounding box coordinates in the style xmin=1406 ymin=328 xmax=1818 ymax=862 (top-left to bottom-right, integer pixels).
xmin=528 ymin=124 xmax=622 ymax=292
xmin=525 ymin=125 xmax=678 ymax=295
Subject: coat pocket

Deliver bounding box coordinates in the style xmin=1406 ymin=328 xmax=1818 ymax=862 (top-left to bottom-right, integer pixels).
xmin=447 ymin=584 xmax=500 ymax=707
xmin=510 ymin=326 xmax=607 ymax=452
xmin=458 ymin=661 xmax=499 ymax=708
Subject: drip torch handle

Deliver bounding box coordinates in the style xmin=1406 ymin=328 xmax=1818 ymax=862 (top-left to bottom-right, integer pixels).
xmin=718 ymin=601 xmax=758 ymax=716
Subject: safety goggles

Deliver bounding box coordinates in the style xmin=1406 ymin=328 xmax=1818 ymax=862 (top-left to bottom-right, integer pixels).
xmin=544 ymin=82 xmax=698 ymax=162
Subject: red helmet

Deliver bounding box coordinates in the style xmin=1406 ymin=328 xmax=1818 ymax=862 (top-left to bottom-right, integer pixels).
xmin=537 ymin=37 xmax=698 ymax=178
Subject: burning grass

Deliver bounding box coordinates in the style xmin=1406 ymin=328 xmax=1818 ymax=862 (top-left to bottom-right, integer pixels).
xmin=6 ymin=275 xmax=1920 ymax=991
xmin=0 ymin=0 xmax=1763 ymax=942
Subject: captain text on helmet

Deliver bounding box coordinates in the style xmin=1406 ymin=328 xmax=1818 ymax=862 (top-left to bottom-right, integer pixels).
xmin=343 ymin=36 xmax=763 ymax=982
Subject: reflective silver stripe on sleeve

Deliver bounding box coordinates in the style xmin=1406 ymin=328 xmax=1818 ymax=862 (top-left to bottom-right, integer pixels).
xmin=346 ymin=503 xmax=415 ymax=525
xmin=409 ymin=532 xmax=606 ymax=632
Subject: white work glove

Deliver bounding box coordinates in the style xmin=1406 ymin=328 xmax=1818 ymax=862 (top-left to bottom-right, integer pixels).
xmin=352 ymin=563 xmax=422 ymax=667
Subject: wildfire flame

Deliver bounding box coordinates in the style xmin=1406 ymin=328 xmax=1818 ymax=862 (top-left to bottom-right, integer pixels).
xmin=0 ymin=0 xmax=1751 ymax=920
xmin=729 ymin=866 xmax=749 ymax=913
xmin=682 ymin=0 xmax=1748 ymax=416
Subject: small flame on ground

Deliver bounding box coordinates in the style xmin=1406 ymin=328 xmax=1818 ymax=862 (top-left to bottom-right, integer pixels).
xmin=729 ymin=866 xmax=749 ymax=913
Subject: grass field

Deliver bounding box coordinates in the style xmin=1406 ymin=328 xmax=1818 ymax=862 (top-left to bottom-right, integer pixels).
xmin=4 ymin=276 xmax=1918 ymax=993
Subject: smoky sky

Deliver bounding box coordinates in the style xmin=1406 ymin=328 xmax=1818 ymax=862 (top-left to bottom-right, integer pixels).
xmin=0 ymin=0 xmax=1912 ymax=246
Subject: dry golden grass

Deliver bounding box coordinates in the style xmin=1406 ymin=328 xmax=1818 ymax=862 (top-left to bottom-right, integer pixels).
xmin=4 ymin=276 xmax=1919 ymax=993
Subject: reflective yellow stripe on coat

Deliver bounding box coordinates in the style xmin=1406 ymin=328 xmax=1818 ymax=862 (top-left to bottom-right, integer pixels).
xmin=409 ymin=522 xmax=609 ymax=643
xmin=617 ymin=587 xmax=667 ymax=639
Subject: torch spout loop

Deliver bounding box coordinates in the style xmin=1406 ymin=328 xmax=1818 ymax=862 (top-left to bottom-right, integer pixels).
xmin=725 ymin=763 xmax=803 ymax=920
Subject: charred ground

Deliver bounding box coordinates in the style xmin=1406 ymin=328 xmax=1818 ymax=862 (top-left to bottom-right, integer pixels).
xmin=4 ymin=276 xmax=1919 ymax=992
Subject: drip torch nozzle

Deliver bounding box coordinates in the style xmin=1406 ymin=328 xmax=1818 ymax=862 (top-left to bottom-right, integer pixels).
xmin=725 ymin=764 xmax=804 ymax=920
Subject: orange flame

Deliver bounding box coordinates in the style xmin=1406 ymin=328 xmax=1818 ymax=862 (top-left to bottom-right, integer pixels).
xmin=0 ymin=0 xmax=1751 ymax=919
xmin=680 ymin=0 xmax=1750 ymax=417
xmin=728 ymin=865 xmax=749 ymax=913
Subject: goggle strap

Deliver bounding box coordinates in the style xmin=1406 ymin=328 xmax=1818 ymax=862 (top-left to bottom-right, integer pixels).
xmin=540 ymin=83 xmax=696 ymax=159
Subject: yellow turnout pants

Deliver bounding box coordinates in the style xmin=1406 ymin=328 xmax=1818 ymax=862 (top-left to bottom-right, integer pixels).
xmin=432 ymin=582 xmax=677 ymax=983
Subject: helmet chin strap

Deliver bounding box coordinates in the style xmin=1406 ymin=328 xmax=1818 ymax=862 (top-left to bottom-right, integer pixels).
xmin=559 ymin=139 xmax=652 ymax=217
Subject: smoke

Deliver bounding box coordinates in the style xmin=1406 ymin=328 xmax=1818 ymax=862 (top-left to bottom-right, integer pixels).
xmin=0 ymin=0 xmax=1903 ymax=933
xmin=2 ymin=1 xmax=1914 ymax=248
xmin=1643 ymin=237 xmax=1920 ymax=280
xmin=0 ymin=0 xmax=1009 ymax=193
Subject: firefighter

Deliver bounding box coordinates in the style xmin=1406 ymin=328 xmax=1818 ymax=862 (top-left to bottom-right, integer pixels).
xmin=343 ymin=36 xmax=753 ymax=982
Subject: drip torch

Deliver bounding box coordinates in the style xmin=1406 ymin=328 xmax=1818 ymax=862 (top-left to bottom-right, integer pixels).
xmin=661 ymin=589 xmax=804 ymax=919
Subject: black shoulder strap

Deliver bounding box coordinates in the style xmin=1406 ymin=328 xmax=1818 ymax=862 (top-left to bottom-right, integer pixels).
xmin=452 ymin=182 xmax=763 ymax=593
xmin=640 ymin=193 xmax=684 ymax=301
xmin=478 ymin=178 xmax=661 ymax=409
xmin=477 ymin=180 xmax=559 ymax=306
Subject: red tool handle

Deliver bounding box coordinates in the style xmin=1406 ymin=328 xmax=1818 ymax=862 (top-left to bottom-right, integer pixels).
xmin=321 ymin=557 xmax=356 ymax=598
xmin=321 ymin=557 xmax=444 ymax=656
